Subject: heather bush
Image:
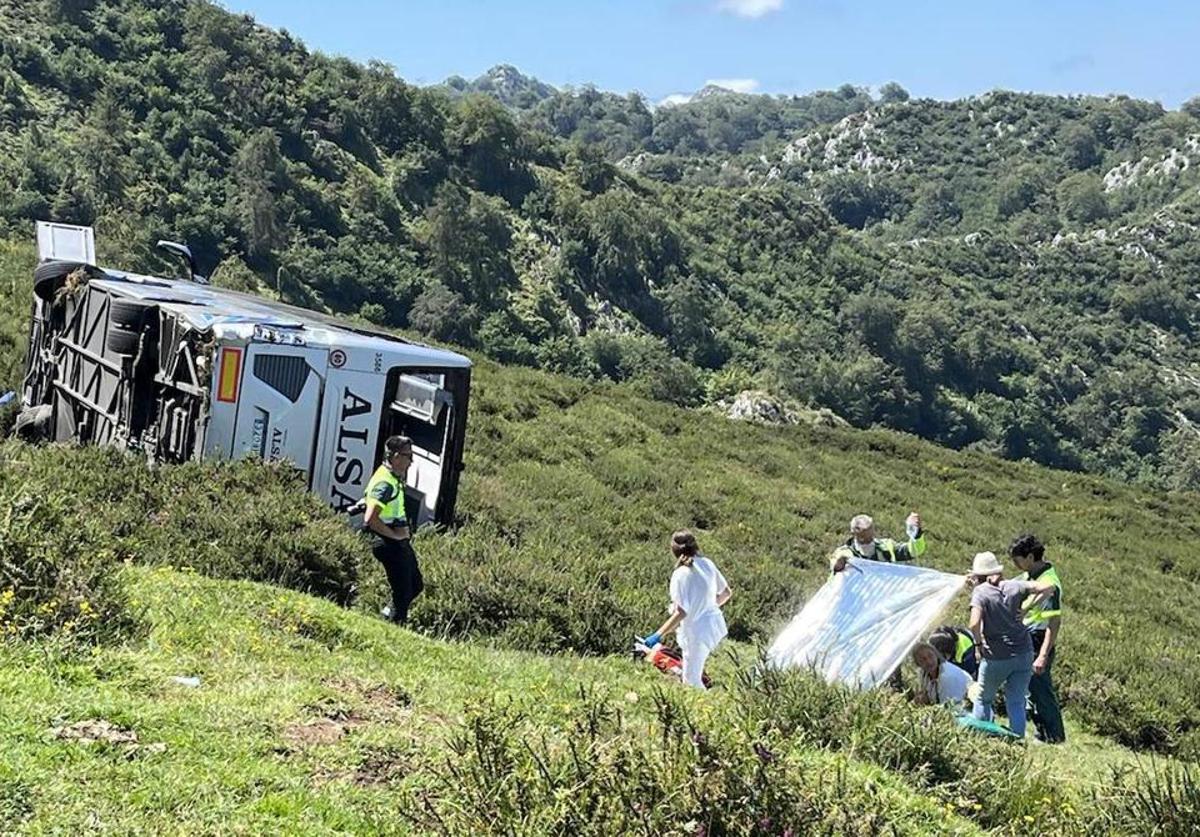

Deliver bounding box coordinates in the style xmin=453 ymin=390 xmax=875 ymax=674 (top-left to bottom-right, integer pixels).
xmin=0 ymin=468 xmax=133 ymax=644
xmin=0 ymin=442 xmax=362 ymax=623
xmin=731 ymin=664 xmax=1070 ymax=829
xmin=389 ymin=358 xmax=1200 ymax=759
xmin=1087 ymin=761 xmax=1200 ymax=836
xmin=405 ymin=671 xmax=1076 ymax=835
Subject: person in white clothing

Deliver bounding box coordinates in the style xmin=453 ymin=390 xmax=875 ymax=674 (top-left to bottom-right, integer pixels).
xmin=911 ymin=642 xmax=972 ymax=708
xmin=642 ymin=530 xmax=732 ymax=689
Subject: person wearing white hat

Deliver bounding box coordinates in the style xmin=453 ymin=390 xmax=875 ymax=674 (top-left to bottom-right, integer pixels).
xmin=967 ymin=551 xmax=1059 ymax=737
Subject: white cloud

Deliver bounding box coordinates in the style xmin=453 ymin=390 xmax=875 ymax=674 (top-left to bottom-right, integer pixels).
xmin=707 ymin=78 xmax=760 ymax=94
xmin=657 ymin=93 xmax=694 ymax=108
xmin=715 ymin=0 xmax=784 ymax=18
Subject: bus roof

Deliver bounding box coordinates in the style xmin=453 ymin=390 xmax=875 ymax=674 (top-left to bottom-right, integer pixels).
xmin=91 ymin=268 xmax=472 ymax=369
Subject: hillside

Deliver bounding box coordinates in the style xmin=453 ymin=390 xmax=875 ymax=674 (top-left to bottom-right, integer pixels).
xmin=5 ymin=565 xmax=1182 ymax=834
xmin=3 ymin=387 xmax=1199 ymax=833
xmin=4 ymin=244 xmax=1200 ymax=764
xmin=2 ymin=264 xmax=1200 ymax=831
xmin=3 ymin=1 xmax=1200 ymax=490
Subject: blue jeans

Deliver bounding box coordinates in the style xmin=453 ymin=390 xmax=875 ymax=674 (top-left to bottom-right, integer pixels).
xmin=973 ymin=650 xmax=1035 ymax=737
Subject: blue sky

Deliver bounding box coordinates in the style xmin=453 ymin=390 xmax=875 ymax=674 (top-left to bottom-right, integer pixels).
xmin=230 ymin=1 xmax=1200 ymax=107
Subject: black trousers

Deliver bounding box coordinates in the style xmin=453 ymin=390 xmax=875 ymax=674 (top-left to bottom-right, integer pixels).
xmin=1028 ymin=639 xmax=1066 ymax=743
xmin=372 ymin=538 xmax=423 ymax=624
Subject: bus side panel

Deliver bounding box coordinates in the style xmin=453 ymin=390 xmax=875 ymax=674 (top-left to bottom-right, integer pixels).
xmin=313 ymin=367 xmax=388 ymax=516
xmin=203 ymin=341 xmax=245 ymax=461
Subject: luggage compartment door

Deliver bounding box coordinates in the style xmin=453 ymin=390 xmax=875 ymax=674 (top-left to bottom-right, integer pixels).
xmin=230 ymin=344 xmax=328 ymax=483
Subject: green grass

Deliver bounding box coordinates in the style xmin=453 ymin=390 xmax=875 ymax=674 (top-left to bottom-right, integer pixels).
xmin=1 ymin=565 xmax=1167 ymax=835
xmin=0 ymin=567 xmax=977 ymax=834
xmin=4 ymin=238 xmax=1200 ymax=831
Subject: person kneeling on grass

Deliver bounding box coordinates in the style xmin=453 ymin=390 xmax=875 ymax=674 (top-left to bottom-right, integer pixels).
xmin=927 ymin=624 xmax=979 ymax=679
xmin=642 ymin=530 xmax=732 ymax=690
xmin=911 ymin=642 xmax=972 ymax=708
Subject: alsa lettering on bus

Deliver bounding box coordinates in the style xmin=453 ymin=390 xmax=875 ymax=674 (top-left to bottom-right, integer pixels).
xmin=330 ymin=387 xmax=373 ymax=512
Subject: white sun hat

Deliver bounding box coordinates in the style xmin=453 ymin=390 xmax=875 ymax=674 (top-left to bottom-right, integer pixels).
xmin=970 ymin=551 xmax=1004 ymax=577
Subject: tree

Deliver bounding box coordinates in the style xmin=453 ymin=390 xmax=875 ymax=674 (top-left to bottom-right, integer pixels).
xmin=409 ymin=283 xmax=477 ymax=344
xmin=664 ymin=277 xmax=725 ymax=368
xmin=566 ymin=142 xmax=613 ymax=193
xmin=994 ymin=167 xmax=1042 ymax=219
xmin=1181 ymin=95 xmax=1200 ymax=120
xmin=911 ymin=182 xmax=961 ymax=230
xmin=878 ymin=82 xmax=910 ymax=105
xmin=1060 ymin=124 xmax=1101 ymax=170
xmin=820 ymin=174 xmax=904 ymax=229
xmin=1057 ymin=173 xmax=1108 ymax=224
xmin=422 ymin=182 xmax=514 ymax=307
xmin=71 ymin=88 xmax=130 ymax=211
xmin=445 ymin=95 xmax=532 ymax=204
xmin=232 ymin=128 xmax=288 ymax=264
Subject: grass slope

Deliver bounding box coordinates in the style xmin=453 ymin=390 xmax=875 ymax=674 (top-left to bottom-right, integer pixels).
xmin=8 ymin=566 xmax=1181 ymax=835
xmin=2 ymin=567 xmax=988 ymax=835
xmin=411 ymin=355 xmax=1200 ymax=757
xmin=2 ymin=236 xmax=1199 ymax=758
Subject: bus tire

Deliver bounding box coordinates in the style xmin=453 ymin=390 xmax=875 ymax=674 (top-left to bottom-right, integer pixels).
xmin=107 ymin=299 xmax=156 ymax=355
xmin=33 ymin=260 xmax=94 ymax=301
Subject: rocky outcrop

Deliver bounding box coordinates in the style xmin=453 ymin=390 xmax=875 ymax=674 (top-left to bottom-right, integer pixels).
xmin=1102 ymin=136 xmax=1200 ymax=192
xmin=718 ymin=390 xmax=849 ymax=429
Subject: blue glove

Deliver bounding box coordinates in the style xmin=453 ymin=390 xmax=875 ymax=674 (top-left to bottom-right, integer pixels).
xmin=644 ymin=632 xmax=662 ymax=648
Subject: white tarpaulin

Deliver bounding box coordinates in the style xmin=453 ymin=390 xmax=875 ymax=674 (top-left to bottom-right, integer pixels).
xmin=766 ymin=560 xmax=967 ymax=689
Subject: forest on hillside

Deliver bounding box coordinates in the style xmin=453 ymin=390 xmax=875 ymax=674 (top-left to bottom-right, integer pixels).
xmin=3 ymin=0 xmax=1200 ymax=489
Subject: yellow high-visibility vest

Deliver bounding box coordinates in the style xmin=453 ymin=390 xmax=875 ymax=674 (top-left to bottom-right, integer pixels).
xmin=1019 ymin=565 xmax=1062 ymax=627
xmin=364 ymin=464 xmax=405 ymax=525
xmin=954 ymin=630 xmax=974 ymax=664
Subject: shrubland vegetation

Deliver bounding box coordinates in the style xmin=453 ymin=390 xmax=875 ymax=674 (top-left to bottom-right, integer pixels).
xmin=3 ymin=564 xmax=1198 ymax=834
xmin=3 ymin=5 xmax=1200 ymax=830
xmin=3 ymin=1 xmax=1200 ymax=489
xmin=0 ymin=441 xmax=360 ymax=641
xmin=4 ymin=248 xmax=1200 ymax=762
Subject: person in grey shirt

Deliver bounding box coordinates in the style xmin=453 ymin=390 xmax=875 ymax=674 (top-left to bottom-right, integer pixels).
xmin=967 ymin=551 xmax=1058 ymax=737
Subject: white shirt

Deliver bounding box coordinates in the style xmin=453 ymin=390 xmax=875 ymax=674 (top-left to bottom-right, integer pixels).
xmin=918 ymin=659 xmax=972 ymax=706
xmin=669 ymin=555 xmax=729 ymax=651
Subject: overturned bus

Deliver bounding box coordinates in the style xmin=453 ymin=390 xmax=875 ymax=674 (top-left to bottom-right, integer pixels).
xmin=17 ymin=222 xmax=470 ymax=528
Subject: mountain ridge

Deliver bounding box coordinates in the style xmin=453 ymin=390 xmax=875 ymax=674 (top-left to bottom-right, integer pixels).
xmin=1 ymin=0 xmax=1199 ymax=490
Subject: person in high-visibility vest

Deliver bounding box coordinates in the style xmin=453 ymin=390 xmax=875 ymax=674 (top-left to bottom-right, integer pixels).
xmin=928 ymin=624 xmax=979 ymax=679
xmin=363 ymin=435 xmax=423 ymax=625
xmin=1010 ymin=533 xmax=1065 ymax=743
xmin=830 ymin=512 xmax=926 ymax=573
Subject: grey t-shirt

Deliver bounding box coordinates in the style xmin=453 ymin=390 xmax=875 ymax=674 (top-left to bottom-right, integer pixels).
xmin=970 ymin=579 xmax=1035 ymax=660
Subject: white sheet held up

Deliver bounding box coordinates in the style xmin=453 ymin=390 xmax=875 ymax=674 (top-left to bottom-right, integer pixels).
xmin=766 ymin=560 xmax=966 ymax=689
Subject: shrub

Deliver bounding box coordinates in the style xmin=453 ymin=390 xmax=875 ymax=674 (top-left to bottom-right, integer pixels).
xmin=1089 ymin=761 xmax=1200 ymax=836
xmin=0 ymin=455 xmax=134 ymax=644
xmin=731 ymin=665 xmax=1069 ymax=830
xmin=404 ymin=672 xmax=1074 ymax=835
xmin=0 ymin=442 xmax=361 ymax=608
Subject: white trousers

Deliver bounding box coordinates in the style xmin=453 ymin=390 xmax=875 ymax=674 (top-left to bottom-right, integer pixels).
xmin=681 ymin=638 xmax=718 ymax=689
